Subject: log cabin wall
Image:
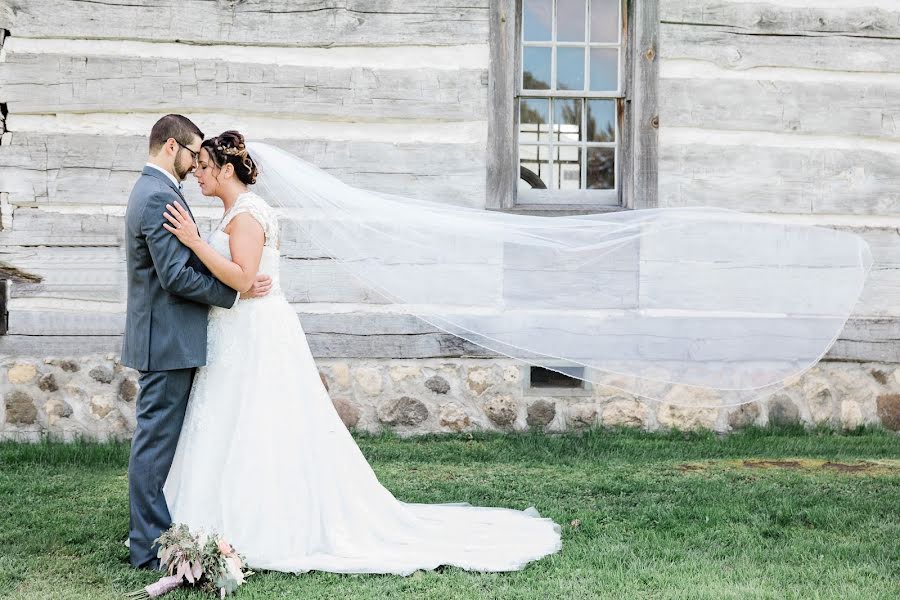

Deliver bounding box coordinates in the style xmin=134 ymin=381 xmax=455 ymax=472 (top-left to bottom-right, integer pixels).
xmin=0 ymin=0 xmax=897 ymax=439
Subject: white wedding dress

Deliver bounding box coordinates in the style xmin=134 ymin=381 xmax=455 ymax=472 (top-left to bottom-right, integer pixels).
xmin=163 ymin=192 xmax=562 ymax=575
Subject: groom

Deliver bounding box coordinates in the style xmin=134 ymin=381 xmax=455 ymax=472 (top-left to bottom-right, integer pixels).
xmin=121 ymin=114 xmax=271 ymax=569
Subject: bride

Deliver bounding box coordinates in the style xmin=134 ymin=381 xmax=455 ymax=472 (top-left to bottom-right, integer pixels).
xmin=160 ymin=131 xmax=563 ymax=575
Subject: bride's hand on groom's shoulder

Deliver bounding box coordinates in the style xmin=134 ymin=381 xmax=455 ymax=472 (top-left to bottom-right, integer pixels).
xmin=241 ymin=274 xmax=272 ymax=299
xmin=162 ymin=201 xmax=201 ymax=249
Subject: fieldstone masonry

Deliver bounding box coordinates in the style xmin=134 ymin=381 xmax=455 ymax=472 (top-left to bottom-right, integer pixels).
xmin=1 ymin=356 xmax=899 ymax=441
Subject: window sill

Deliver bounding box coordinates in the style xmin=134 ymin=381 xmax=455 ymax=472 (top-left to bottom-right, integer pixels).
xmin=487 ymin=204 xmax=631 ymax=217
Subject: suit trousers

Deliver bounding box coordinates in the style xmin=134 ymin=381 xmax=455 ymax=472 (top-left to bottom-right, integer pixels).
xmin=128 ymin=367 xmax=195 ymax=568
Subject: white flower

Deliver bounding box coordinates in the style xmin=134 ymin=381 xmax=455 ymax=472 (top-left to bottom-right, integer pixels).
xmin=196 ymin=529 xmax=210 ymax=547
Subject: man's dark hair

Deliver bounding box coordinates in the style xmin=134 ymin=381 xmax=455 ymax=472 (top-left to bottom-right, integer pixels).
xmin=149 ymin=114 xmax=203 ymax=154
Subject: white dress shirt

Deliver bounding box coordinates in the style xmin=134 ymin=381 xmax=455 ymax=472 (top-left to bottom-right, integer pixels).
xmin=145 ymin=163 xmax=182 ymax=191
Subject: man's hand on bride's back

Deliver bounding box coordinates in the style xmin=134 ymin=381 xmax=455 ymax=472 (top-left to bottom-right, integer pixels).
xmin=241 ymin=274 xmax=272 ymax=299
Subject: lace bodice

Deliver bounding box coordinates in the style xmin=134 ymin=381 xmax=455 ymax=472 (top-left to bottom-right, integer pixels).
xmin=208 ymin=191 xmax=283 ymax=299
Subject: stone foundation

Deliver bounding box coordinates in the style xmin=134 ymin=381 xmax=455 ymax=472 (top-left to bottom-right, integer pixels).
xmin=1 ymin=355 xmax=899 ymax=441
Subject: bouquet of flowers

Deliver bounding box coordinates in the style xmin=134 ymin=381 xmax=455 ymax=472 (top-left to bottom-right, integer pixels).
xmin=126 ymin=524 xmax=253 ymax=599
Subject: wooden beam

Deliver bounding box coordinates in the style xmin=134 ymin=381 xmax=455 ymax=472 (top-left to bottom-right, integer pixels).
xmin=828 ymin=318 xmax=900 ymax=363
xmin=659 ymin=142 xmax=900 ymax=215
xmin=661 ymin=22 xmax=900 ymax=73
xmin=485 ymin=0 xmax=517 ymax=210
xmin=0 ymin=0 xmax=490 ymax=47
xmin=630 ymin=0 xmax=659 ymax=209
xmin=660 ymin=76 xmax=900 ymax=140
xmin=0 ymin=310 xmax=497 ymax=359
xmin=0 ymin=133 xmax=486 ymax=207
xmin=3 ymin=313 xmax=896 ymax=363
xmin=660 ymin=1 xmax=900 ymax=39
xmin=0 ymin=51 xmax=487 ymax=121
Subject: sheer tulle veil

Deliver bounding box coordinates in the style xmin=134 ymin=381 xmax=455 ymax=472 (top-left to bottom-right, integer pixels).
xmin=246 ymin=141 xmax=873 ymax=408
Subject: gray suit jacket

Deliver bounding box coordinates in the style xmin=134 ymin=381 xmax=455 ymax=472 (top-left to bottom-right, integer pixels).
xmin=121 ymin=166 xmax=238 ymax=371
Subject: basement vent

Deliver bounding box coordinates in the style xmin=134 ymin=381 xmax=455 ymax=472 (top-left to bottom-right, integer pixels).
xmin=529 ymin=366 xmax=585 ymax=389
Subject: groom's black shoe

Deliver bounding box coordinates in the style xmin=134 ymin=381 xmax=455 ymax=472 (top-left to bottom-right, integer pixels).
xmin=137 ymin=558 xmax=162 ymax=572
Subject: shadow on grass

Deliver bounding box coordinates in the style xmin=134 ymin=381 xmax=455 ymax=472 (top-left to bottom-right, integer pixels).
xmin=2 ymin=425 xmax=896 ymax=468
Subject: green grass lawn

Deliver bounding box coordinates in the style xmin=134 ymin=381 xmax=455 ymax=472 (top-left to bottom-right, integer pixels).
xmin=1 ymin=427 xmax=898 ymax=599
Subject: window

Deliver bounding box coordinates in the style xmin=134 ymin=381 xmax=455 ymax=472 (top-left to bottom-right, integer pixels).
xmin=487 ymin=0 xmax=658 ymax=213
xmin=518 ymin=0 xmax=622 ymax=205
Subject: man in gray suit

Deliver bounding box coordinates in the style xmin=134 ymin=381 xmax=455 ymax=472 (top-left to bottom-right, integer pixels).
xmin=121 ymin=114 xmax=270 ymax=569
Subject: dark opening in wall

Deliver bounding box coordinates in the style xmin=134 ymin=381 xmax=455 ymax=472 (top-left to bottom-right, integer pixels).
xmin=0 ymin=101 xmax=8 ymax=140
xmin=529 ymin=366 xmax=585 ymax=389
xmin=0 ymin=280 xmax=8 ymax=336
xmin=0 ymin=27 xmax=8 ymax=130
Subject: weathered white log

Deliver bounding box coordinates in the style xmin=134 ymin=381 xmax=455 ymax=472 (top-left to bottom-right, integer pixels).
xmin=1 ymin=309 xmax=494 ymax=358
xmin=638 ymin=221 xmax=900 ymax=318
xmin=0 ymin=164 xmax=487 ymax=209
xmin=0 ymin=208 xmax=123 ymax=247
xmin=0 ymin=208 xmax=306 ymax=255
xmin=639 ymin=263 xmax=900 ymax=317
xmin=630 ymin=0 xmax=660 ymax=210
xmin=659 ymin=76 xmax=900 ymax=140
xmin=660 ymin=22 xmax=900 ymax=73
xmin=5 ymin=113 xmax=486 ymax=144
xmin=0 ymin=332 xmax=495 ymax=359
xmin=639 ymin=222 xmax=896 ymax=268
xmin=0 ymin=51 xmax=487 ymax=121
xmin=22 ymin=206 xmax=898 ymax=249
xmin=659 ymin=142 xmax=900 ymax=215
xmin=3 ymin=38 xmax=488 ymax=71
xmin=7 ymin=309 xmax=439 ymax=337
xmin=828 ymin=318 xmax=900 ymax=363
xmin=0 ymin=0 xmax=490 ymax=47
xmin=2 ymin=245 xmax=503 ymax=305
xmin=0 ymin=335 xmax=124 ymax=356
xmin=3 ymin=220 xmax=897 ymax=315
xmin=4 ymin=311 xmax=896 ymax=362
xmin=1 ymin=246 xmax=126 ymax=302
xmin=0 ymin=133 xmax=487 ymax=207
xmin=660 ymin=1 xmax=900 ymax=39
xmin=0 ymin=246 xmax=380 ymax=304
xmin=485 ymin=0 xmax=517 ymax=210
xmin=1 ymin=207 xmax=475 ymax=260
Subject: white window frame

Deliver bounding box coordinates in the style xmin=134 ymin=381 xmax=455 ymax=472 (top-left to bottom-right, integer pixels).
xmin=518 ymin=0 xmax=623 ymax=205
xmin=487 ymin=0 xmax=659 ymax=214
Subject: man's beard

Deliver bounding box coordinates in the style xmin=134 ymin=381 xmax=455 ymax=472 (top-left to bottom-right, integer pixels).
xmin=174 ymin=160 xmax=192 ymax=182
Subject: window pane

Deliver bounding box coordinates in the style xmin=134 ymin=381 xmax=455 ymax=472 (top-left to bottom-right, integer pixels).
xmin=555 ymin=147 xmax=582 ymax=190
xmin=523 ymin=0 xmax=552 ymax=41
xmin=557 ymin=0 xmax=586 ymax=43
xmin=519 ymin=98 xmax=550 ymax=143
xmin=589 ymin=48 xmax=617 ymax=91
xmin=591 ymin=0 xmax=619 ymax=43
xmin=519 ymin=146 xmax=551 ymax=189
xmin=587 ymin=147 xmax=615 ymax=189
xmin=586 ymin=99 xmax=616 ymax=142
xmin=556 ymin=47 xmax=585 ymax=91
xmin=523 ymin=47 xmax=551 ymax=90
xmin=553 ymin=98 xmax=582 ymax=142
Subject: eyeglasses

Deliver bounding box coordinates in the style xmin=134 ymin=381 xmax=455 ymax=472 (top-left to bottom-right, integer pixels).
xmin=174 ymin=140 xmax=200 ymax=163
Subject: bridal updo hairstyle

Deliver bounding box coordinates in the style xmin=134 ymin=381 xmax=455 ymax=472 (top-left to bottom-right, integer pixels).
xmin=202 ymin=130 xmax=259 ymax=185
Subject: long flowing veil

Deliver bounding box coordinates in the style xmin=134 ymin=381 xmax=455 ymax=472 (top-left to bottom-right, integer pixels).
xmin=247 ymin=142 xmax=873 ymax=407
